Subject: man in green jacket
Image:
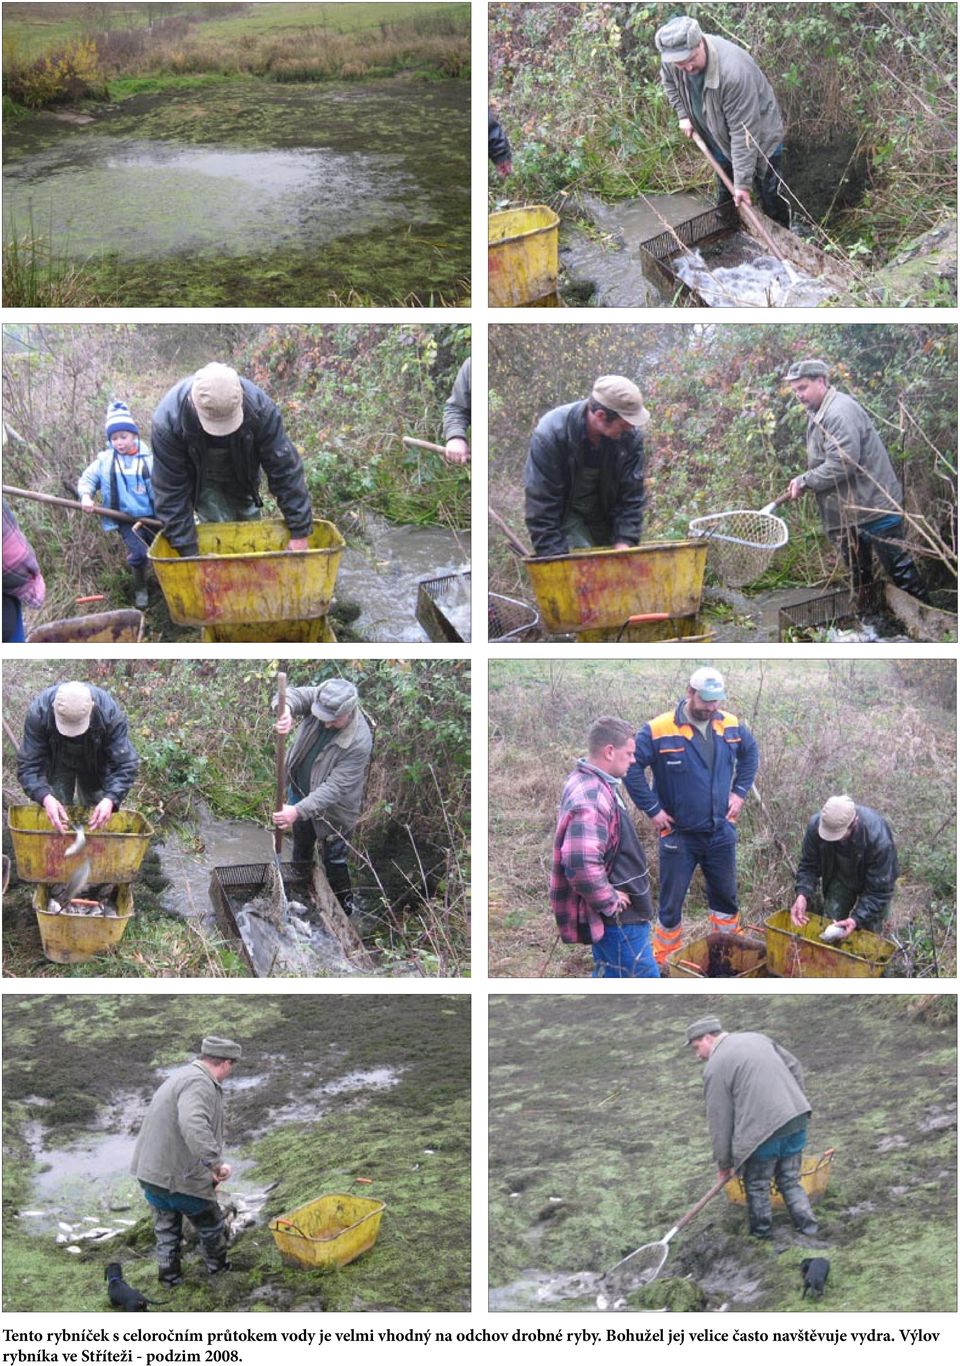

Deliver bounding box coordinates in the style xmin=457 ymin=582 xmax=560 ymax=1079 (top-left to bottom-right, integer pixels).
xmin=656 ymin=16 xmax=789 ymax=226
xmin=784 ymin=359 xmax=928 ymax=601
xmin=272 ymin=678 xmax=373 ymax=915
xmin=687 ymin=1016 xmax=819 ymax=1241
xmin=130 ymin=1035 xmax=241 ymax=1286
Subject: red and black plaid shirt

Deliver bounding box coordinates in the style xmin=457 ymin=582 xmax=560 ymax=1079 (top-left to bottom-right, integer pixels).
xmin=550 ymin=761 xmax=623 ymax=944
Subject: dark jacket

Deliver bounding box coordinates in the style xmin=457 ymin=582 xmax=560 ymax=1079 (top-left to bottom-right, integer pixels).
xmin=523 ymin=400 xmax=646 ymax=557
xmin=17 ymin=684 xmax=139 ymax=809
xmin=626 ymin=700 xmax=759 ymax=834
xmin=488 ymin=109 xmax=512 ymax=166
xmin=442 ymin=358 xmax=471 ymax=441
xmin=151 ymin=376 xmax=313 ymax=556
xmin=795 ymin=805 xmax=899 ymax=929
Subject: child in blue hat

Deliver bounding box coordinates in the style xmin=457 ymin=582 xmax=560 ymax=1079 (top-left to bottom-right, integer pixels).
xmin=77 ymin=401 xmax=156 ymax=608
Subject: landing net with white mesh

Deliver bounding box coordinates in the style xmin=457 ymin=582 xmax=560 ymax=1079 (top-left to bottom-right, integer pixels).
xmin=688 ymin=509 xmax=789 ymax=587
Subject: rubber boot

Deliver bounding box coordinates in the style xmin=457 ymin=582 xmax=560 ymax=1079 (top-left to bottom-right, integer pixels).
xmin=153 ymin=1208 xmax=184 ymax=1286
xmin=875 ymin=540 xmax=930 ymax=604
xmin=132 ymin=563 xmax=149 ymax=610
xmin=777 ymin=1152 xmax=819 ymax=1236
xmin=323 ymin=836 xmax=354 ymax=916
xmin=190 ymin=1202 xmax=231 ymax=1275
xmin=743 ymin=1156 xmax=777 ymax=1240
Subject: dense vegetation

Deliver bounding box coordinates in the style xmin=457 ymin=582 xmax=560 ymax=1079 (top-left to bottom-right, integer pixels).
xmin=488 ymin=658 xmax=956 ymax=978
xmin=2 ymin=322 xmax=470 ymax=631
xmin=489 ymin=2 xmax=957 ymax=274
xmin=488 ymin=323 xmax=957 ymax=605
xmin=3 ymin=658 xmax=470 ymax=977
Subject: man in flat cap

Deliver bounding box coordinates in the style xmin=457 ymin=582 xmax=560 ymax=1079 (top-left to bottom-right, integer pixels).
xmin=626 ymin=668 xmax=759 ymax=970
xmin=790 ymin=795 xmax=900 ymax=940
xmin=655 ymin=16 xmax=789 ymax=225
xmin=17 ymin=682 xmax=139 ymax=834
xmin=131 ymin=1035 xmax=241 ymax=1286
xmin=551 ymin=715 xmax=658 ymax=978
xmin=272 ymin=678 xmax=374 ymax=915
xmin=784 ymin=359 xmax=928 ymax=601
xmin=523 ymin=376 xmax=649 ymax=557
xmin=686 ymin=1017 xmax=819 ymax=1241
xmin=151 ymin=363 xmax=313 ymax=558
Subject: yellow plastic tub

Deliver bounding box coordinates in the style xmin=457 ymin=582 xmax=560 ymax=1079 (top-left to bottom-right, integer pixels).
xmin=200 ymin=616 xmax=336 ymax=644
xmin=270 ymin=1194 xmax=386 ymax=1269
xmin=667 ymin=932 xmax=768 ymax=978
xmin=764 ymin=909 xmax=897 ymax=978
xmin=148 ymin=519 xmax=344 ymax=628
xmin=26 ymin=609 xmax=144 ymax=644
xmin=8 ymin=805 xmax=154 ymax=885
xmin=725 ymin=1149 xmax=836 ymax=1208
xmin=32 ymin=884 xmax=134 ymax=963
xmin=489 ymin=206 xmax=560 ymax=307
xmin=525 ymin=540 xmax=707 ymax=635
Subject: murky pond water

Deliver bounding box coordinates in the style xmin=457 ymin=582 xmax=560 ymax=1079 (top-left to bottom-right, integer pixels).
xmin=3 ymin=79 xmax=470 ymax=305
xmin=157 ymin=810 xmax=275 ymax=917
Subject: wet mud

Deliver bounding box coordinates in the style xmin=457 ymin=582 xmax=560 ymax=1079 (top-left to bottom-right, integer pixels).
xmin=488 ymin=996 xmax=956 ymax=1313
xmin=3 ymin=79 xmax=470 ymax=305
xmin=3 ymin=995 xmax=471 ymax=1312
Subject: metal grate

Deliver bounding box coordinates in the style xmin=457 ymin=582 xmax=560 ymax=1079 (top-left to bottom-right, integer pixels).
xmin=416 ymin=571 xmax=471 ymax=643
xmin=778 ymin=582 xmax=883 ymax=639
xmin=488 ymin=593 xmax=540 ymax=642
xmin=639 ymin=201 xmax=739 ymax=264
xmin=209 ymin=862 xmax=314 ymax=915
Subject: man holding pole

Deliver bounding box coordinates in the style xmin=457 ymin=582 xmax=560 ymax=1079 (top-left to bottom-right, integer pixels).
xmin=655 ymin=16 xmax=789 ymax=226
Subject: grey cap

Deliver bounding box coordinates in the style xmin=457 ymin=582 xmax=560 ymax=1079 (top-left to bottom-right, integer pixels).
xmin=783 ymin=359 xmax=830 ymax=382
xmin=685 ymin=1016 xmax=723 ymax=1046
xmin=202 ymin=1035 xmax=242 ymax=1060
xmin=655 ymin=16 xmax=703 ymax=62
xmin=311 ymin=678 xmax=358 ymax=722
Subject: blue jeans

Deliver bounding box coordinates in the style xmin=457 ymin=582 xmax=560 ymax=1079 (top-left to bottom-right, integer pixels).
xmin=119 ymin=522 xmax=154 ymax=567
xmin=591 ymin=920 xmax=659 ymax=977
xmin=658 ymin=821 xmax=738 ymax=930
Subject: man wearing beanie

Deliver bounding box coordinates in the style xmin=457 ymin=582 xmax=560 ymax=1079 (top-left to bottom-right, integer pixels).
xmin=626 ymin=667 xmax=759 ymax=969
xmin=523 ymin=375 xmax=649 ymax=557
xmin=655 ymin=16 xmax=788 ymax=226
xmin=271 ymin=678 xmax=374 ymax=915
xmin=791 ymin=794 xmax=900 ymax=939
xmin=17 ymin=681 xmax=139 ymax=834
xmin=131 ymin=1036 xmax=242 ymax=1286
xmin=151 ymin=363 xmax=313 ymax=558
xmin=686 ymin=1017 xmax=819 ymax=1241
xmin=78 ymin=400 xmax=155 ymax=609
xmin=784 ymin=359 xmax=929 ymax=602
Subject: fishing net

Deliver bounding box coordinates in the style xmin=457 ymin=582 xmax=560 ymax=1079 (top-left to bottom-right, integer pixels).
xmin=689 ymin=509 xmax=789 ymax=587
xmin=488 ymin=593 xmax=540 ymax=642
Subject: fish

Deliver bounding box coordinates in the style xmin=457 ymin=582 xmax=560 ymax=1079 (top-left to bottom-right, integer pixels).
xmin=63 ymin=859 xmax=92 ymax=903
xmin=18 ymin=1210 xmax=46 ymax=1217
xmin=66 ymin=1246 xmax=82 ymax=1255
xmin=65 ymin=825 xmax=87 ymax=858
xmin=58 ymin=1221 xmax=73 ymax=1232
xmin=819 ymin=924 xmax=846 ymax=943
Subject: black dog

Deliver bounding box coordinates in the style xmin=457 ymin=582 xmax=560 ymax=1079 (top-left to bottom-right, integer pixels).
xmin=105 ymin=1263 xmax=167 ymax=1312
xmin=800 ymin=1257 xmax=830 ymax=1300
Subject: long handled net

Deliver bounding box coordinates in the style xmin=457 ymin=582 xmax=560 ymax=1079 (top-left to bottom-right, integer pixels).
xmin=689 ymin=509 xmax=789 ymax=587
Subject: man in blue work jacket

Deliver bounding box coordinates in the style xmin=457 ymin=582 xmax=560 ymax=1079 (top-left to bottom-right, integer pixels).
xmin=625 ymin=667 xmax=760 ymax=969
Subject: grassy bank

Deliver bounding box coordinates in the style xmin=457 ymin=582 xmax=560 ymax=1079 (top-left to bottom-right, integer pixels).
xmin=489 ymin=995 xmax=956 ymax=1311
xmin=3 ymin=994 xmax=471 ymax=1312
xmin=3 ymin=3 xmax=469 ymax=113
xmin=488 ymin=658 xmax=956 ymax=978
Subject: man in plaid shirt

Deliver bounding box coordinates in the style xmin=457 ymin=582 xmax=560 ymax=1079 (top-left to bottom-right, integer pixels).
xmin=551 ymin=715 xmax=658 ymax=977
xmin=2 ymin=497 xmax=46 ymax=642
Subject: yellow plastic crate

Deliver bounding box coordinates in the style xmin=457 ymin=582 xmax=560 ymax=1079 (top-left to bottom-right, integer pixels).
xmin=724 ymin=1149 xmax=836 ymax=1207
xmin=765 ymin=909 xmax=897 ymax=978
xmin=8 ymin=805 xmax=153 ymax=885
xmin=270 ymin=1194 xmax=385 ymax=1269
xmin=32 ymin=884 xmax=134 ymax=963
xmin=488 ymin=206 xmax=560 ymax=307
xmin=149 ymin=519 xmax=344 ymax=628
xmin=525 ymin=539 xmax=707 ymax=635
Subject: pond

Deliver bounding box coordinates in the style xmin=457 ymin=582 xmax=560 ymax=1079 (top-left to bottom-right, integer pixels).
xmin=3 ymin=78 xmax=470 ymax=305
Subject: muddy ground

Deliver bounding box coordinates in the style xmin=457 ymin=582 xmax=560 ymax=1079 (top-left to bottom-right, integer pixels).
xmin=3 ymin=994 xmax=470 ymax=1312
xmin=488 ymin=995 xmax=956 ymax=1313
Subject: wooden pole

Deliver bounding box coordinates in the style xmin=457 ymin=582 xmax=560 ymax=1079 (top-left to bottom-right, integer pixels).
xmin=689 ymin=131 xmax=799 ymax=281
xmin=274 ymin=672 xmax=287 ymax=858
xmin=2 ymin=484 xmax=162 ymax=530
